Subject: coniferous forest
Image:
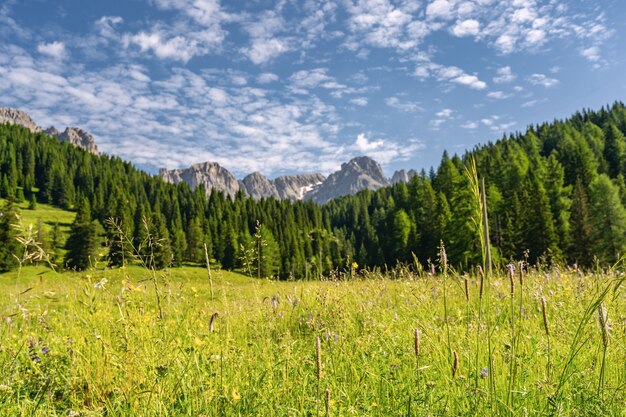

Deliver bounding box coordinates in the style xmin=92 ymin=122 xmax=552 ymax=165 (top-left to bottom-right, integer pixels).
xmin=1 ymin=102 xmax=626 ymax=277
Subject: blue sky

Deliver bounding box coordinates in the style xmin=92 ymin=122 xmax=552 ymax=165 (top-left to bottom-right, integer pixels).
xmin=1 ymin=0 xmax=625 ymax=178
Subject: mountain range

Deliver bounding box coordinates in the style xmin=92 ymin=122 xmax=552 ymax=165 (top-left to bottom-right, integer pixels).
xmin=1 ymin=107 xmax=416 ymax=204
xmin=0 ymin=108 xmax=99 ymax=155
xmin=158 ymin=156 xmax=416 ymax=204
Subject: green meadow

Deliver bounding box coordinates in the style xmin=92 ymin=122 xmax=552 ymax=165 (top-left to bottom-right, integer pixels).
xmin=0 ymin=264 xmax=624 ymax=416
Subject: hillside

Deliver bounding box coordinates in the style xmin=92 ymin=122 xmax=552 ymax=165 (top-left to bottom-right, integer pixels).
xmin=1 ymin=102 xmax=626 ymax=275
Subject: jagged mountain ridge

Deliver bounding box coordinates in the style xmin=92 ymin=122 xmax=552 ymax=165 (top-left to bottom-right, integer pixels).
xmin=160 ymin=156 xmax=412 ymax=204
xmin=2 ymin=107 xmax=413 ymax=203
xmin=0 ymin=108 xmax=42 ymax=133
xmin=159 ymin=162 xmax=242 ymax=199
xmin=0 ymin=107 xmax=99 ymax=155
xmin=304 ymin=156 xmax=390 ymax=204
xmin=239 ymin=172 xmax=326 ymax=201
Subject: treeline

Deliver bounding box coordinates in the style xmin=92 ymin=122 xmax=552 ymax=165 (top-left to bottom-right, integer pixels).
xmin=0 ymin=125 xmax=339 ymax=277
xmin=1 ymin=102 xmax=626 ymax=276
xmin=326 ymin=102 xmax=626 ymax=269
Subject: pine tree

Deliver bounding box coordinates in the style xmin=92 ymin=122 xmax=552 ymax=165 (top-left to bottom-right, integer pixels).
xmin=569 ymin=179 xmax=593 ymax=266
xmin=588 ymin=175 xmax=626 ymax=264
xmin=147 ymin=212 xmax=172 ymax=270
xmin=28 ymin=192 xmax=37 ymax=210
xmin=185 ymin=216 xmax=204 ymax=263
xmin=388 ymin=209 xmax=411 ymax=264
xmin=65 ymin=198 xmax=101 ymax=270
xmin=0 ymin=200 xmax=20 ymax=271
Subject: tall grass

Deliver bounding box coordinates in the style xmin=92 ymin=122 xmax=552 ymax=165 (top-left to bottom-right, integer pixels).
xmin=0 ymin=263 xmax=624 ymax=416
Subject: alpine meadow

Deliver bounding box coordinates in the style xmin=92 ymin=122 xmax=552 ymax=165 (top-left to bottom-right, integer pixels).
xmin=2 ymin=0 xmax=626 ymax=415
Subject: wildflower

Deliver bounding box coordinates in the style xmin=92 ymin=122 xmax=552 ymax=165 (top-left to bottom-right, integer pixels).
xmin=42 ymin=346 xmax=50 ymax=355
xmin=231 ymin=388 xmax=241 ymax=401
xmin=481 ymin=368 xmax=488 ymax=378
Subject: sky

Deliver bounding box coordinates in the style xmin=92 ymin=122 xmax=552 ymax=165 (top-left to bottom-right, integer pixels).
xmin=1 ymin=0 xmax=625 ymax=178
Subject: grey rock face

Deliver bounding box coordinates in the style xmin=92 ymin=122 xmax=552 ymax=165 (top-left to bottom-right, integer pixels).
xmin=242 ymin=172 xmax=280 ymax=200
xmin=0 ymin=108 xmax=42 ymax=133
xmin=391 ymin=169 xmax=417 ymax=184
xmin=305 ymin=156 xmax=390 ymax=204
xmin=0 ymin=108 xmax=101 ymax=155
xmin=159 ymin=161 xmax=241 ymax=199
xmin=274 ymin=174 xmax=326 ymax=201
xmin=161 ymin=162 xmax=326 ymax=202
xmin=59 ymin=127 xmax=99 ymax=155
xmin=44 ymin=126 xmax=61 ymax=137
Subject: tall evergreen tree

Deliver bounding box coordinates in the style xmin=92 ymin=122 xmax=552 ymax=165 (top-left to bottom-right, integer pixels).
xmin=569 ymin=179 xmax=594 ymax=266
xmin=0 ymin=200 xmax=20 ymax=272
xmin=588 ymin=175 xmax=626 ymax=264
xmin=65 ymin=198 xmax=101 ymax=270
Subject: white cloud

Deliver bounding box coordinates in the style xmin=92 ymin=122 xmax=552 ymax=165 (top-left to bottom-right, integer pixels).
xmin=430 ymin=107 xmax=454 ymax=130
xmin=521 ymin=98 xmax=547 ymax=108
xmin=241 ymin=9 xmax=293 ymax=65
xmin=461 ymin=121 xmax=478 ymax=129
xmin=355 ymin=133 xmax=384 ymax=152
xmin=581 ymin=46 xmax=600 ymax=62
xmin=415 ymin=62 xmax=487 ymax=90
xmin=37 ymin=41 xmax=66 ymax=59
xmin=452 ymin=19 xmax=480 ymax=37
xmin=426 ymin=0 xmax=454 ymax=20
xmin=345 ymin=0 xmax=426 ymax=51
xmin=152 ymin=0 xmax=226 ymax=33
xmin=227 ymin=74 xmax=245 ymax=86
xmin=487 ymin=91 xmax=511 ymax=99
xmin=257 ymin=72 xmax=279 ymax=83
xmin=436 ymin=108 xmax=453 ymax=118
xmin=453 ymin=74 xmax=486 ymax=90
xmin=123 ymin=31 xmax=204 ymax=62
xmin=352 ymin=133 xmax=422 ymax=164
xmin=493 ymin=66 xmax=515 ymax=83
xmin=385 ymin=96 xmax=421 ymax=113
xmin=290 ymin=68 xmax=339 ymax=90
xmin=96 ymin=16 xmax=123 ymax=38
xmin=528 ymin=73 xmax=559 ymax=88
xmin=350 ymin=97 xmax=368 ymax=106
xmin=475 ymin=115 xmax=515 ymax=132
xmin=244 ymin=37 xmax=290 ymax=65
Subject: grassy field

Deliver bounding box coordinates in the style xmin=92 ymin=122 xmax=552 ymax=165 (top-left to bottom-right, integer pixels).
xmin=0 ymin=197 xmax=75 ymax=260
xmin=0 ymin=264 xmax=624 ymax=416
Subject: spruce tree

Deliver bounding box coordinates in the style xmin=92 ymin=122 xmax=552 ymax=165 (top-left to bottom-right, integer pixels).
xmin=0 ymin=200 xmax=20 ymax=271
xmin=588 ymin=175 xmax=626 ymax=264
xmin=65 ymin=198 xmax=101 ymax=270
xmin=569 ymin=179 xmax=593 ymax=266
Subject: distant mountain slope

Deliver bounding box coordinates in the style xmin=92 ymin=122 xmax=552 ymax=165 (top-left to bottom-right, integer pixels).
xmin=305 ymin=156 xmax=390 ymax=204
xmin=160 ymin=156 xmax=406 ymax=203
xmin=159 ymin=162 xmax=242 ymax=199
xmin=0 ymin=108 xmax=42 ymax=133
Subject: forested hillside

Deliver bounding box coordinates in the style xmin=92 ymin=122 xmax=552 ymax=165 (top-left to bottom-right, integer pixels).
xmin=1 ymin=102 xmax=626 ymax=276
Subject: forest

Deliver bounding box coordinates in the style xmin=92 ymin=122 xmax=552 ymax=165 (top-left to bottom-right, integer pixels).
xmin=1 ymin=102 xmax=626 ymax=277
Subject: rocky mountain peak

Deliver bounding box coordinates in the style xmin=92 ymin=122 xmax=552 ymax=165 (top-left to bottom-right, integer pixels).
xmin=241 ymin=172 xmax=279 ymax=200
xmin=0 ymin=108 xmax=42 ymax=133
xmin=305 ymin=156 xmax=390 ymax=204
xmin=391 ymin=169 xmax=418 ymax=184
xmin=59 ymin=127 xmax=99 ymax=155
xmin=0 ymin=108 xmax=99 ymax=155
xmin=160 ymin=161 xmax=241 ymax=199
xmin=44 ymin=126 xmax=61 ymax=137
